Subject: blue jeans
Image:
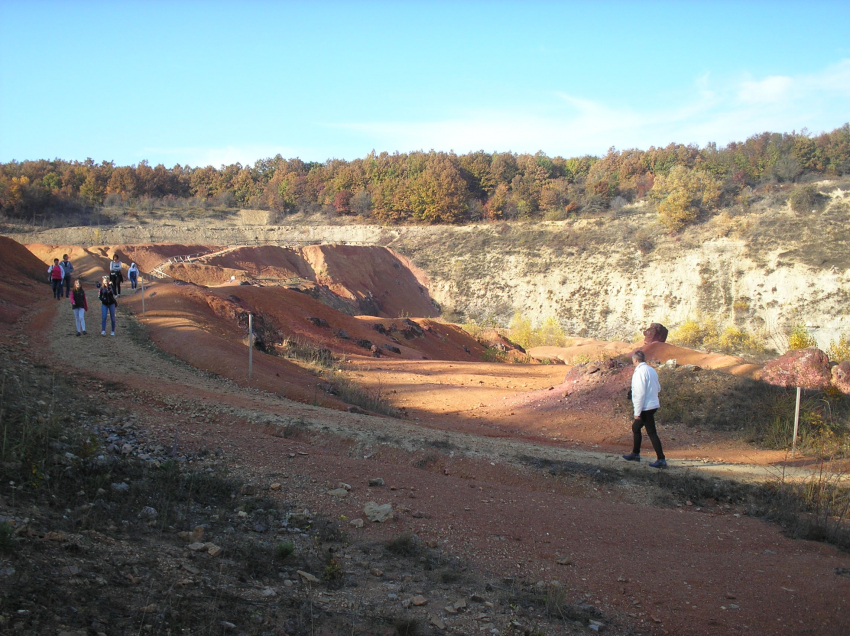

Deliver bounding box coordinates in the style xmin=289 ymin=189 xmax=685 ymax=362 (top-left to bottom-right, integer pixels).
xmin=129 ymin=271 xmax=138 ymax=289
xmin=52 ymin=279 xmax=63 ymax=298
xmin=101 ymin=304 xmax=116 ymax=332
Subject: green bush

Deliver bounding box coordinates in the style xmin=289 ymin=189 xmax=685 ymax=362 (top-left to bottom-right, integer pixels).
xmin=789 ymin=185 xmax=823 ymax=213
xmin=274 ymin=541 xmax=295 ymax=560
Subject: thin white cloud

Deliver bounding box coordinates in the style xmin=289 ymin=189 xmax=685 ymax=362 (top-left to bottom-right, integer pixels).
xmin=738 ymin=75 xmax=794 ymax=103
xmin=324 ymin=59 xmax=850 ymax=156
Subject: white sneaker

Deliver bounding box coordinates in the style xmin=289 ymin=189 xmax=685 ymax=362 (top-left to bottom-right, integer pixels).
xmin=101 ymin=331 xmax=106 ymax=335
xmin=110 ymin=332 xmax=115 ymax=336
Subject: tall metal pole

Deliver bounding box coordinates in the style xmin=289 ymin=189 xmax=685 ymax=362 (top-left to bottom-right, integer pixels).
xmin=141 ymin=277 xmax=145 ymax=316
xmin=248 ymin=314 xmax=253 ymax=380
xmin=791 ymin=386 xmax=802 ymax=457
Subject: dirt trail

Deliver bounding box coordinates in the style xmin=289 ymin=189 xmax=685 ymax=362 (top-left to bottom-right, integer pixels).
xmin=39 ymin=297 xmax=850 ymax=636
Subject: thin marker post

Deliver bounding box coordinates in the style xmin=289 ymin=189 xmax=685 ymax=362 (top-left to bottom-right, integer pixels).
xmin=248 ymin=313 xmax=253 ymax=379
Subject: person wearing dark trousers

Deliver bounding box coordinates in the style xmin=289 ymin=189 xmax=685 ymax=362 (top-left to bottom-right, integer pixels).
xmin=109 ymin=254 xmax=123 ymax=296
xmin=98 ymin=276 xmax=118 ymax=336
xmin=60 ymin=254 xmax=74 ymax=298
xmin=622 ymin=350 xmax=667 ymax=468
xmin=49 ymin=258 xmax=64 ymax=299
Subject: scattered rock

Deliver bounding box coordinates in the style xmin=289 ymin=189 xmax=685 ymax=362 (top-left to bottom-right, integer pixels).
xmin=110 ymin=482 xmax=129 ymax=492
xmin=411 ymin=595 xmax=428 ymax=606
xmin=308 ymin=317 xmax=329 ymax=328
xmin=336 ymin=329 xmax=350 ymax=339
xmin=349 ymin=518 xmax=364 ymax=528
xmin=832 ymin=361 xmax=850 ymax=393
xmin=207 ymin=545 xmax=223 ymax=557
xmin=368 ymin=477 xmax=385 ymax=487
xmin=187 ymin=542 xmax=206 ymax=551
xmin=138 ymin=506 xmax=158 ymax=520
xmin=429 ymin=614 xmax=447 ymax=630
xmin=555 ymin=557 xmax=573 ymax=565
xmin=297 ymin=570 xmax=320 ymax=584
xmin=191 ymin=526 xmax=205 ymax=542
xmin=270 ymin=482 xmax=282 ymax=491
xmin=364 ymin=501 xmax=393 ymax=522
xmin=327 ymin=488 xmax=349 ymax=498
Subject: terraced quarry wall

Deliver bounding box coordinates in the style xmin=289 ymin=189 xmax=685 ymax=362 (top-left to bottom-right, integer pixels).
xmin=8 ymin=191 xmax=850 ymax=347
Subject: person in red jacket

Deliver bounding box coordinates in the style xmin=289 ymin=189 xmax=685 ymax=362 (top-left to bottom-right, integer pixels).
xmin=69 ymin=278 xmax=88 ymax=336
xmin=49 ymin=258 xmax=64 ymax=299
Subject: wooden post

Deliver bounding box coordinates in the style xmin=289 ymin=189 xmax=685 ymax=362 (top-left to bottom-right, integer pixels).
xmin=140 ymin=277 xmax=145 ymax=316
xmin=791 ymin=386 xmax=802 ymax=457
xmin=248 ymin=314 xmax=253 ymax=380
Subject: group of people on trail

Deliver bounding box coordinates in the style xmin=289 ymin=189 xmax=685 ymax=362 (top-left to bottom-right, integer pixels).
xmin=47 ymin=254 xmax=74 ymax=299
xmin=53 ymin=254 xmax=141 ymax=337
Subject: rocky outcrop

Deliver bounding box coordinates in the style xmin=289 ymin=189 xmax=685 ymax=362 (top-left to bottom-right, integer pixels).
xmin=643 ymin=323 xmax=668 ymax=344
xmin=762 ymin=347 xmax=831 ymax=390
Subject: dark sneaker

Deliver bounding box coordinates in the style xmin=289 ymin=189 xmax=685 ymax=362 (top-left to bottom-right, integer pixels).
xmin=622 ymin=453 xmax=641 ymax=462
xmin=649 ymin=459 xmax=668 ymax=469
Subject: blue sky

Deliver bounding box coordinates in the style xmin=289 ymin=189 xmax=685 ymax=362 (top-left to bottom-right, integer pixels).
xmin=1 ymin=1 xmax=849 ymax=168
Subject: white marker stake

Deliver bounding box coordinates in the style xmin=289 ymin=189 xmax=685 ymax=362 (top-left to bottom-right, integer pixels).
xmin=791 ymin=386 xmax=802 ymax=457
xmin=248 ymin=313 xmax=253 ymax=380
xmin=141 ymin=278 xmax=145 ymax=316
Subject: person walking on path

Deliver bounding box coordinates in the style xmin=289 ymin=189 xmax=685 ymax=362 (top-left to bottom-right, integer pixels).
xmin=60 ymin=254 xmax=74 ymax=298
xmin=622 ymin=350 xmax=667 ymax=468
xmin=49 ymin=258 xmax=64 ymax=299
xmin=128 ymin=262 xmax=139 ymax=290
xmin=98 ymin=275 xmax=118 ymax=336
xmin=69 ymin=278 xmax=88 ymax=336
xmin=109 ymin=254 xmax=123 ymax=296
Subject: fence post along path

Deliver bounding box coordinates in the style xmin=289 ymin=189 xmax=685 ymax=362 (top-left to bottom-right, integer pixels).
xmin=762 ymin=347 xmax=832 ymax=457
xmin=248 ymin=313 xmax=253 ymax=380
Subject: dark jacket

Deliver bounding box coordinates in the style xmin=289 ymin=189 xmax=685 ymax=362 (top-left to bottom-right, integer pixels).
xmin=98 ymin=284 xmax=117 ymax=306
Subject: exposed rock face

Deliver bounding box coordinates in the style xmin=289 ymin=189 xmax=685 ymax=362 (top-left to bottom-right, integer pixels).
xmin=762 ymin=347 xmax=831 ymax=390
xmin=832 ymin=361 xmax=850 ymax=393
xmin=643 ymin=323 xmax=668 ymax=344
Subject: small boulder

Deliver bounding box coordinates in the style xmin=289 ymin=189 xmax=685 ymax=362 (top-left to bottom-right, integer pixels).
xmin=832 ymin=361 xmax=850 ymax=393
xmin=643 ymin=323 xmax=669 ymax=344
xmin=363 ymin=501 xmax=393 ymax=523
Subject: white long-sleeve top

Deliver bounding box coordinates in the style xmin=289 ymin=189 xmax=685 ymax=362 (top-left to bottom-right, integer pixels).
xmin=631 ymin=362 xmax=661 ymax=417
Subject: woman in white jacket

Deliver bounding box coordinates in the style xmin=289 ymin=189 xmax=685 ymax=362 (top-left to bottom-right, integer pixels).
xmin=622 ymin=350 xmax=666 ymax=468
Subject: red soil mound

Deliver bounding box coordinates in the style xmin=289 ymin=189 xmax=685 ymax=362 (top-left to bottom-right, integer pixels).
xmin=0 ymin=237 xmax=49 ymax=326
xmin=118 ymin=278 xmax=485 ymax=412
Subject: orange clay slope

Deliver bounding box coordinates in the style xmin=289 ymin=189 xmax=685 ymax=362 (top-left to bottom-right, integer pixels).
xmin=0 ymin=236 xmax=50 ymax=329
xmin=117 ymin=277 xmax=485 ymax=411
